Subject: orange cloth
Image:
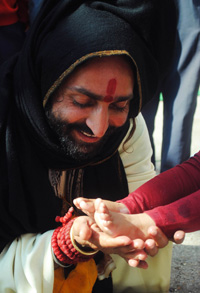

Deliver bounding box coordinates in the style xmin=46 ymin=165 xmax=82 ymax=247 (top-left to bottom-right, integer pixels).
xmin=53 ymin=259 xmax=97 ymax=293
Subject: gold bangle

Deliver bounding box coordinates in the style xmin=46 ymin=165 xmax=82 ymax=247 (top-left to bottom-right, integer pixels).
xmin=70 ymin=225 xmax=99 ymax=256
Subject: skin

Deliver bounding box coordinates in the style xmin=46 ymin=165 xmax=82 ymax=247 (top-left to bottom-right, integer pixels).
xmin=49 ymin=55 xmax=185 ymax=268
xmin=51 ymin=55 xmax=134 ymax=153
xmin=73 ymin=198 xmax=157 ymax=244
xmin=50 ymin=55 xmax=150 ymax=267
xmin=72 ymin=214 xmax=148 ymax=268
xmin=93 ymin=198 xmax=156 ymax=239
xmin=73 ymin=197 xmax=185 ymax=257
xmin=72 ymin=213 xmax=185 ymax=268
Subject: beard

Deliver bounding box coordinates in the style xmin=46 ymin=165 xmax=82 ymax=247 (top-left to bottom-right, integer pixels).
xmin=45 ymin=110 xmax=117 ymax=161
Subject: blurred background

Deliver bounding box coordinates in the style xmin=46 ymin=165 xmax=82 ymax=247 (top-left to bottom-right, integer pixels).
xmin=153 ymin=90 xmax=200 ymax=292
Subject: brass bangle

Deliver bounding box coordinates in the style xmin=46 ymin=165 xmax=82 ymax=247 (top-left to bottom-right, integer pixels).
xmin=70 ymin=225 xmax=99 ymax=256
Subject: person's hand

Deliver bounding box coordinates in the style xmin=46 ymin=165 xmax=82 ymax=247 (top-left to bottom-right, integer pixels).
xmin=146 ymin=226 xmax=185 ymax=253
xmin=72 ymin=201 xmax=186 ymax=269
xmin=72 ymin=215 xmax=133 ymax=250
xmin=131 ymin=227 xmax=185 ymax=268
xmin=72 ymin=215 xmax=149 ymax=268
xmin=142 ymin=227 xmax=185 ymax=260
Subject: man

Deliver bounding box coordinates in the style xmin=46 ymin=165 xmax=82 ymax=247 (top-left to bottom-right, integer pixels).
xmin=0 ymin=0 xmax=179 ymax=292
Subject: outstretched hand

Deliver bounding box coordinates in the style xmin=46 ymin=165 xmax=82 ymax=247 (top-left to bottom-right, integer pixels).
xmin=73 ymin=197 xmax=185 ymax=269
xmin=72 ymin=215 xmax=149 ymax=268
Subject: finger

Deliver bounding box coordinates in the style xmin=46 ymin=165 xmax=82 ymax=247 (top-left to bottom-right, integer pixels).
xmin=124 ymin=249 xmax=147 ymax=261
xmin=89 ymin=225 xmax=133 ymax=249
xmin=148 ymin=226 xmax=168 ymax=248
xmin=86 ymin=237 xmax=133 ymax=254
xmin=145 ymin=239 xmax=159 ymax=257
xmin=79 ymin=222 xmax=93 ymax=240
xmin=128 ymin=259 xmax=149 ymax=269
xmin=127 ymin=258 xmax=140 ymax=267
xmin=111 ymin=239 xmax=145 ymax=256
xmin=98 ymin=235 xmax=133 ymax=248
xmin=132 ymin=239 xmax=145 ymax=250
xmin=173 ymin=230 xmax=185 ymax=244
xmin=136 ymin=260 xmax=149 ymax=269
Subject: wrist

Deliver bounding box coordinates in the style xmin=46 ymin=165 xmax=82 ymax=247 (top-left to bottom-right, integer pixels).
xmin=138 ymin=213 xmax=156 ymax=238
xmin=51 ymin=208 xmax=98 ymax=266
xmin=118 ymin=203 xmax=130 ymax=214
xmin=115 ymin=201 xmax=130 ymax=213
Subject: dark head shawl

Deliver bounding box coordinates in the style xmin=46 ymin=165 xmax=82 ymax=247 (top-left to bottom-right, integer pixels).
xmin=0 ymin=0 xmax=177 ymax=251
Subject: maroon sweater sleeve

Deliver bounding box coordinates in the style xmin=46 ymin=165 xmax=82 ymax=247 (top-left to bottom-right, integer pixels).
xmin=119 ymin=151 xmax=200 ymax=237
xmin=145 ymin=190 xmax=200 ymax=237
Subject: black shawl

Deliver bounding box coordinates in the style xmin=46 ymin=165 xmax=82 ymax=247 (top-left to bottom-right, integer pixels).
xmin=0 ymin=0 xmax=177 ymax=251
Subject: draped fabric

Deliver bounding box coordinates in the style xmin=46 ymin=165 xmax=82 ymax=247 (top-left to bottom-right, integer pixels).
xmin=0 ymin=0 xmax=177 ymax=252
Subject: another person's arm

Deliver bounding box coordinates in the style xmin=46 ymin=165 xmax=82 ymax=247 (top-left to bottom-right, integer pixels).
xmin=119 ymin=151 xmax=200 ymax=237
xmin=121 ymin=151 xmax=200 ymax=212
xmin=145 ymin=190 xmax=200 ymax=238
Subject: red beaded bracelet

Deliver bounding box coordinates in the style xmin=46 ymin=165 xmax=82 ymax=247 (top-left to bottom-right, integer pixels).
xmin=51 ymin=207 xmax=98 ymax=265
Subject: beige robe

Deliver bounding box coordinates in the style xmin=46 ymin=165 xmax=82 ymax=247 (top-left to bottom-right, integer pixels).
xmin=0 ymin=113 xmax=172 ymax=292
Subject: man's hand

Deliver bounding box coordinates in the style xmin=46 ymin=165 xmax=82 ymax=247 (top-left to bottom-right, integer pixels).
xmin=72 ymin=215 xmax=149 ymax=267
xmin=72 ymin=212 xmax=185 ymax=269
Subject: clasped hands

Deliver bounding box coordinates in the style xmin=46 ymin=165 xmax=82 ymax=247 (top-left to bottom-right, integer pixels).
xmin=72 ymin=197 xmax=185 ymax=269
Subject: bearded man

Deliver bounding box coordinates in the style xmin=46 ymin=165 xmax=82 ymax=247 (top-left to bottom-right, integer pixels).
xmin=0 ymin=0 xmax=181 ymax=292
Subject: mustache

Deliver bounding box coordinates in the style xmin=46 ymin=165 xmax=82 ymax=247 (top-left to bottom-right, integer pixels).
xmin=66 ymin=122 xmax=117 ymax=138
xmin=46 ymin=110 xmax=117 ymax=139
xmin=66 ymin=123 xmax=94 ymax=136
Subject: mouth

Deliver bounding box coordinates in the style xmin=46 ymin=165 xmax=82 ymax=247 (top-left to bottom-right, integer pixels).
xmin=74 ymin=129 xmax=101 ymax=143
xmin=80 ymin=130 xmax=96 ymax=138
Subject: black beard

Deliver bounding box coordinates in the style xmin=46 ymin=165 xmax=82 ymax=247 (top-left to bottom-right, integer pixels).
xmin=45 ymin=110 xmax=117 ymax=161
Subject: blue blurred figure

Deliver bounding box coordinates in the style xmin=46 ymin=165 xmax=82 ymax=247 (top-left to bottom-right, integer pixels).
xmin=142 ymin=0 xmax=200 ymax=172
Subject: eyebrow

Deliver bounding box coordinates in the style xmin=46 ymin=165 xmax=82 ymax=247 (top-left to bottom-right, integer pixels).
xmin=67 ymin=86 xmax=134 ymax=102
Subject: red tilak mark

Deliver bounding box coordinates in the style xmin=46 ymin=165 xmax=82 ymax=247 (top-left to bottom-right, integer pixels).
xmin=103 ymin=95 xmax=114 ymax=102
xmin=103 ymin=78 xmax=117 ymax=103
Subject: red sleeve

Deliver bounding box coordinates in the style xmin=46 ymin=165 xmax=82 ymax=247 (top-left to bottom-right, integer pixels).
xmin=119 ymin=151 xmax=200 ymax=214
xmin=145 ymin=190 xmax=200 ymax=238
xmin=0 ymin=0 xmax=18 ymax=25
xmin=0 ymin=0 xmax=29 ymax=27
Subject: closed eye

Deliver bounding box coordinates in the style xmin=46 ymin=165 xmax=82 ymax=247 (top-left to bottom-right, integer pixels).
xmin=71 ymin=94 xmax=94 ymax=108
xmin=110 ymin=100 xmax=129 ymax=112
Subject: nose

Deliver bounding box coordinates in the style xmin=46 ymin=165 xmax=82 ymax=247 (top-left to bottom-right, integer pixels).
xmin=86 ymin=105 xmax=109 ymax=138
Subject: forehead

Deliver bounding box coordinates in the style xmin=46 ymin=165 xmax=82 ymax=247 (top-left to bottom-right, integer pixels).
xmin=61 ymin=55 xmax=134 ymax=94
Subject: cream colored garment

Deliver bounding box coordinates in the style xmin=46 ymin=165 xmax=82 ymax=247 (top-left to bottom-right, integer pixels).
xmin=112 ymin=113 xmax=172 ymax=293
xmin=0 ymin=114 xmax=172 ymax=292
xmin=0 ymin=231 xmax=54 ymax=293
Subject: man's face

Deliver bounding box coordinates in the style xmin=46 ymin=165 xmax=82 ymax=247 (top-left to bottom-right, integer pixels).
xmin=46 ymin=55 xmax=134 ymax=160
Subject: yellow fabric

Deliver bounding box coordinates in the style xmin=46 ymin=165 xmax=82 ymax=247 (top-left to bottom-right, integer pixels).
xmin=117 ymin=114 xmax=173 ymax=292
xmin=53 ymin=259 xmax=97 ymax=293
xmin=112 ymin=242 xmax=173 ymax=293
